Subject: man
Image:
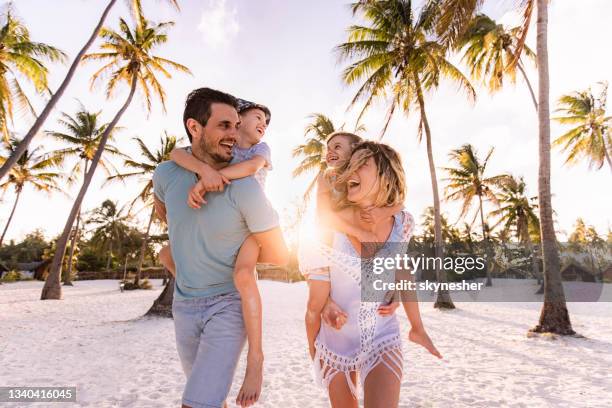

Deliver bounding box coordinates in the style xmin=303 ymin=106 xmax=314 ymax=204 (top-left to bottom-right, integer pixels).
xmin=153 ymin=87 xmax=289 ymax=408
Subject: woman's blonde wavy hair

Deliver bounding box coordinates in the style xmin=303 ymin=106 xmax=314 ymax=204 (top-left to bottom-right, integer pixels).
xmin=333 ymin=141 xmax=407 ymax=210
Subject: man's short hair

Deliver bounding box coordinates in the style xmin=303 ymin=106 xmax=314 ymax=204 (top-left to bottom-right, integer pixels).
xmin=183 ymin=88 xmax=239 ymax=142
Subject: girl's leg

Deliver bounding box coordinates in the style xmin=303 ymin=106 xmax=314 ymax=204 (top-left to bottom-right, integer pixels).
xmin=159 ymin=244 xmax=176 ymax=277
xmin=305 ymin=279 xmax=330 ymax=359
xmin=234 ymin=235 xmax=263 ymax=407
xmin=363 ymin=357 xmax=401 ymax=408
xmin=328 ymin=371 xmax=358 ymax=408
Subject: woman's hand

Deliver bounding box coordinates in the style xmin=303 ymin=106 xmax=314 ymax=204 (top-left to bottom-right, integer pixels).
xmin=408 ymin=327 xmax=442 ymax=359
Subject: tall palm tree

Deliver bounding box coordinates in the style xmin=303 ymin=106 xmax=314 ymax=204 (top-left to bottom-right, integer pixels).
xmin=0 ymin=137 xmax=63 ymax=246
xmin=442 ymin=144 xmax=509 ymax=285
xmin=337 ymin=0 xmax=476 ymax=308
xmin=553 ymin=83 xmax=612 ymax=172
xmin=46 ymin=105 xmax=125 ymax=285
xmin=489 ymin=176 xmax=541 ymax=284
xmin=0 ymin=0 xmax=183 ymax=181
xmin=0 ymin=10 xmax=66 ymax=139
xmin=41 ymin=15 xmax=191 ymax=300
xmin=106 ymin=132 xmax=180 ymax=287
xmin=457 ymin=14 xmax=538 ymax=110
xmin=437 ymin=0 xmax=574 ymax=335
xmin=0 ymin=0 xmax=117 ymax=180
xmin=87 ymin=200 xmax=131 ymax=271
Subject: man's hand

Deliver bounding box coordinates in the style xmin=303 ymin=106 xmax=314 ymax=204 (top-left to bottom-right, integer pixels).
xmin=321 ymin=298 xmax=348 ymax=330
xmin=198 ymin=165 xmax=230 ymax=192
xmin=187 ymin=180 xmax=208 ymax=209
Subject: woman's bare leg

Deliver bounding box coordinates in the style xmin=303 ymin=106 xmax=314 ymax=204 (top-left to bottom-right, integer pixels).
xmin=329 ymin=371 xmax=358 ymax=408
xmin=363 ymin=358 xmax=401 ymax=408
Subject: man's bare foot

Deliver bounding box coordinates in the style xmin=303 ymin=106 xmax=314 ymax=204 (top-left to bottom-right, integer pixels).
xmin=409 ymin=327 xmax=442 ymax=359
xmin=236 ymin=352 xmax=263 ymax=407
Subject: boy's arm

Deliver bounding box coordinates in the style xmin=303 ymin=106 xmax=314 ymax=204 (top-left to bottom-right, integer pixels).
xmin=219 ymin=156 xmax=267 ymax=180
xmin=170 ymin=147 xmax=228 ymax=191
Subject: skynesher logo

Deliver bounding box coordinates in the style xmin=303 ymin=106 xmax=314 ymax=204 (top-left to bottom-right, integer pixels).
xmin=372 ymin=254 xmax=486 ymax=275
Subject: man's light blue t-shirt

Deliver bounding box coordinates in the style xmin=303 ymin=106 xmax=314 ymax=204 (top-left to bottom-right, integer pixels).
xmin=153 ymin=161 xmax=279 ymax=300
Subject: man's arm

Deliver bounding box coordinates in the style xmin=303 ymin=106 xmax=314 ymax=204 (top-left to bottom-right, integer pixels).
xmin=154 ymin=195 xmax=167 ymax=224
xmin=251 ymin=227 xmax=289 ymax=266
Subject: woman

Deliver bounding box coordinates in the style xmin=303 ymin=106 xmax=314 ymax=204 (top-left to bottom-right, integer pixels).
xmin=301 ymin=141 xmax=441 ymax=408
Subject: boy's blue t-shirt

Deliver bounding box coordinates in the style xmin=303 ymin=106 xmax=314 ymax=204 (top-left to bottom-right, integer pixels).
xmin=153 ymin=160 xmax=279 ymax=299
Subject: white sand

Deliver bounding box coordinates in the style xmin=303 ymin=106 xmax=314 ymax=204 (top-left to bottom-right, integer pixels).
xmin=1 ymin=279 xmax=611 ymax=407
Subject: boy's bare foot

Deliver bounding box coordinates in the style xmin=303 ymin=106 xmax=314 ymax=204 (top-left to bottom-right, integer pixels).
xmin=236 ymin=352 xmax=263 ymax=407
xmin=409 ymin=327 xmax=442 ymax=359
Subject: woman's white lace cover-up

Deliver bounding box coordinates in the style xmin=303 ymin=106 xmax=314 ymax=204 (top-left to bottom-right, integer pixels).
xmin=299 ymin=210 xmax=415 ymax=398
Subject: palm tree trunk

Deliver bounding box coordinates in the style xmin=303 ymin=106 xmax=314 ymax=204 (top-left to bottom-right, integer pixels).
xmin=517 ymin=62 xmax=538 ymax=112
xmin=602 ymin=135 xmax=612 ymax=172
xmin=415 ymin=76 xmax=454 ymax=309
xmin=41 ymin=73 xmax=138 ymax=300
xmin=106 ymin=242 xmax=113 ymax=272
xmin=0 ymin=0 xmax=118 ymax=182
xmin=134 ymin=206 xmax=156 ymax=287
xmin=64 ymin=159 xmax=90 ymax=286
xmin=145 ymin=274 xmax=174 ymax=318
xmin=478 ymin=194 xmax=493 ymax=287
xmin=530 ymin=0 xmax=574 ymax=335
xmin=0 ymin=187 xmax=22 ymax=247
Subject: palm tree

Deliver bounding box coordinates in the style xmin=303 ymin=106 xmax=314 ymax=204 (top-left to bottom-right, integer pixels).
xmin=106 ymin=132 xmax=180 ymax=287
xmin=0 ymin=0 xmax=182 ymax=181
xmin=437 ymin=0 xmax=574 ymax=335
xmin=41 ymin=15 xmax=191 ymax=300
xmin=457 ymin=14 xmax=538 ymax=111
xmin=46 ymin=105 xmax=125 ymax=285
xmin=489 ymin=176 xmax=541 ymax=284
xmin=0 ymin=137 xmax=63 ymax=246
xmin=336 ymin=0 xmax=476 ymax=308
xmin=0 ymin=0 xmax=117 ymax=180
xmin=553 ymin=82 xmax=612 ymax=172
xmin=87 ymin=200 xmax=132 ymax=271
xmin=442 ymin=144 xmax=509 ymax=286
xmin=0 ymin=10 xmax=66 ymax=139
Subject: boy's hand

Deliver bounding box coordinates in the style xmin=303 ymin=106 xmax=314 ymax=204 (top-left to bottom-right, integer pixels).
xmin=187 ymin=180 xmax=208 ymax=209
xmin=409 ymin=327 xmax=442 ymax=359
xmin=198 ymin=166 xmax=230 ymax=192
xmin=321 ymin=298 xmax=348 ymax=330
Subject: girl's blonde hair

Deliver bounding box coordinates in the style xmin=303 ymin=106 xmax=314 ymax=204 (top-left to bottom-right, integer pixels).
xmin=333 ymin=141 xmax=407 ymax=209
xmin=326 ymin=131 xmax=363 ymax=147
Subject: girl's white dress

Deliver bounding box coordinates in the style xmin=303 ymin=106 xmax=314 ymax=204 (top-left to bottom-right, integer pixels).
xmin=299 ymin=210 xmax=415 ymax=398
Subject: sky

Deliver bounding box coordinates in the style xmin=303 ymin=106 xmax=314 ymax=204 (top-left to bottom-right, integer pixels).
xmin=2 ymin=0 xmax=611 ymax=244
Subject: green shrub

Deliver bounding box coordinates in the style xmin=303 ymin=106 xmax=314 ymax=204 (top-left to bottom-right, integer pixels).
xmin=1 ymin=270 xmax=21 ymax=282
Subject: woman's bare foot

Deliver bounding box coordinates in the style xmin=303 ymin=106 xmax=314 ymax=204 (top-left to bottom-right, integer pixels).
xmin=236 ymin=352 xmax=264 ymax=407
xmin=409 ymin=327 xmax=442 ymax=359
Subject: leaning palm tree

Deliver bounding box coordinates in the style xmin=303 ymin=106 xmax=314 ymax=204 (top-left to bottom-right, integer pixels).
xmin=105 ymin=132 xmax=180 ymax=287
xmin=46 ymin=105 xmax=125 ymax=285
xmin=337 ymin=0 xmax=476 ymax=308
xmin=457 ymin=14 xmax=538 ymax=111
xmin=442 ymin=144 xmax=509 ymax=286
xmin=0 ymin=137 xmax=64 ymax=246
xmin=0 ymin=0 xmax=117 ymax=180
xmin=0 ymin=10 xmax=66 ymax=139
xmin=437 ymin=0 xmax=574 ymax=335
xmin=41 ymin=15 xmax=191 ymax=300
xmin=553 ymin=82 xmax=612 ymax=172
xmin=0 ymin=0 xmax=182 ymax=181
xmin=489 ymin=176 xmax=541 ymax=284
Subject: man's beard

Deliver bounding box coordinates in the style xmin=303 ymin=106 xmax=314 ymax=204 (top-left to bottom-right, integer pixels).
xmin=198 ymin=137 xmax=232 ymax=164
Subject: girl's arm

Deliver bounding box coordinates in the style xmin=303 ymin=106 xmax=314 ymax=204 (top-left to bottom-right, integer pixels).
xmin=360 ymin=203 xmax=405 ymax=224
xmin=305 ymin=277 xmax=331 ymax=360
